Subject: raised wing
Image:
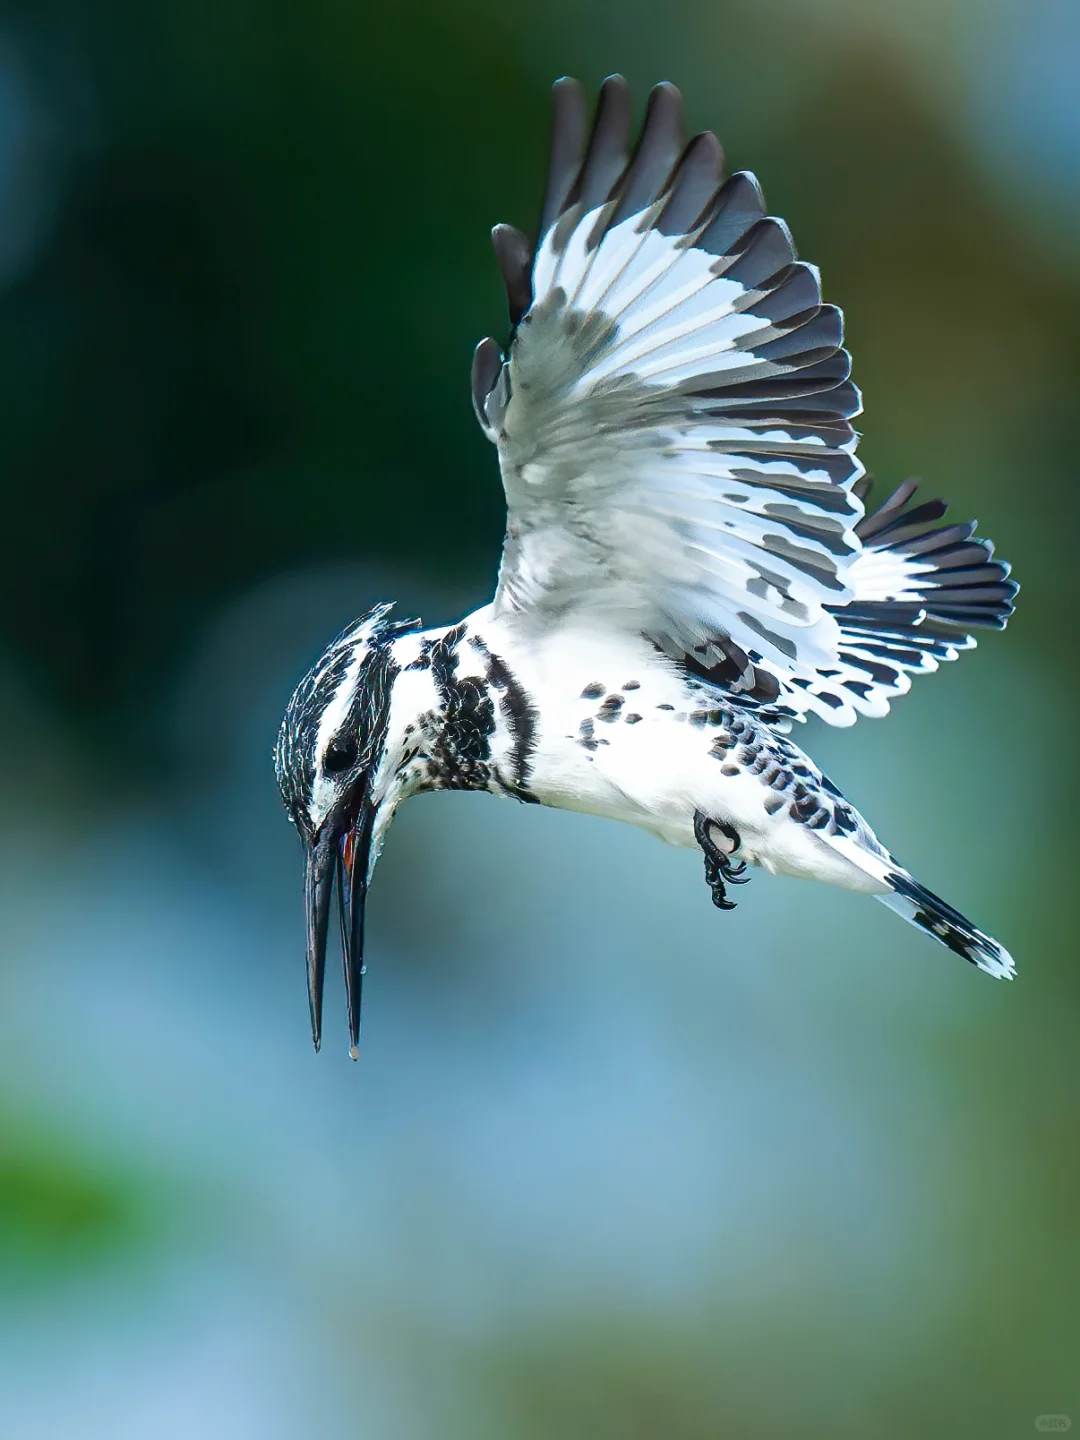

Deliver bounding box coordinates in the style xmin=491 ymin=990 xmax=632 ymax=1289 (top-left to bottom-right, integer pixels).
xmin=472 ymin=77 xmax=1016 ymax=724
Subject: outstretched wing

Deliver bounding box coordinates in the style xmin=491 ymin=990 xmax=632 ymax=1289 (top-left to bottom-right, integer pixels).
xmin=472 ymin=76 xmax=1016 ymax=725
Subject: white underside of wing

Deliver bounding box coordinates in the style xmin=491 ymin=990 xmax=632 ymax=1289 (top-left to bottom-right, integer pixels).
xmin=848 ymin=545 xmax=957 ymax=605
xmin=489 ymin=190 xmax=870 ymax=721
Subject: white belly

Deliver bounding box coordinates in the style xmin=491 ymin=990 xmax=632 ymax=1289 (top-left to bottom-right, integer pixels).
xmin=481 ymin=614 xmax=886 ymax=895
xmin=533 ymin=721 xmax=880 ymax=893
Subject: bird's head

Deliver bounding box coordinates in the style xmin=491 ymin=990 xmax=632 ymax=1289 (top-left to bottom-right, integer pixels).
xmin=274 ymin=602 xmax=421 ymax=1057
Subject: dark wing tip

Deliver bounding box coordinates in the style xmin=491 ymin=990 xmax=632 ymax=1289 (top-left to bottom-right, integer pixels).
xmin=657 ymin=130 xmax=725 ymax=236
xmin=542 ymin=77 xmax=589 ymax=235
xmin=599 ymin=71 xmax=631 ymax=96
xmin=471 ymin=337 xmax=504 ymax=435
xmin=854 ymin=478 xmax=1018 ymax=630
xmin=552 ymin=74 xmax=585 ymax=97
xmin=609 ymin=81 xmax=686 ymax=226
xmin=568 ymin=74 xmax=634 ymax=215
xmin=491 ymin=223 xmax=533 ymax=325
xmin=855 ymin=478 xmax=926 ymax=540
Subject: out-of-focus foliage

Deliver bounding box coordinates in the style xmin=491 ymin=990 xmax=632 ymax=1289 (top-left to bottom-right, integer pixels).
xmin=0 ymin=0 xmax=1077 ymax=1436
xmin=0 ymin=1124 xmax=159 ymax=1280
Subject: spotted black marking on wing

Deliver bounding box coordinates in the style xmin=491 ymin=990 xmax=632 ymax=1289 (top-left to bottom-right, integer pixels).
xmin=577 ymin=716 xmax=608 ymax=753
xmin=679 ymin=641 xmax=782 ymax=708
xmin=695 ymin=701 xmax=869 ymax=838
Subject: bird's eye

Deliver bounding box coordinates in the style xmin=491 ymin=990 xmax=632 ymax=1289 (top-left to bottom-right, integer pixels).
xmin=323 ymin=736 xmax=358 ymax=774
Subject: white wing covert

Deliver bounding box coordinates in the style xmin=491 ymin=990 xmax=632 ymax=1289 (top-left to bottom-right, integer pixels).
xmin=472 ymin=77 xmax=1016 ymax=725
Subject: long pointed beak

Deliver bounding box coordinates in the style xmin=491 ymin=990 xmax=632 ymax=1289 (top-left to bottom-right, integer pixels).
xmin=338 ymin=803 xmax=374 ymax=1061
xmin=303 ymin=800 xmax=376 ymax=1059
xmin=304 ymin=832 xmax=336 ymax=1052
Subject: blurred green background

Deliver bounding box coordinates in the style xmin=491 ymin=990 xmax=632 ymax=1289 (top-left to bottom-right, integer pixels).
xmin=0 ymin=0 xmax=1078 ymax=1436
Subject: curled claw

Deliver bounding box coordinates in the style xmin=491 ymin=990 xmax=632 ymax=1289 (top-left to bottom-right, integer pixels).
xmin=694 ymin=810 xmax=751 ymax=911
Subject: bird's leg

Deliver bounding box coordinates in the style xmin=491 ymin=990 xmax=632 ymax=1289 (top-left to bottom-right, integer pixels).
xmin=694 ymin=811 xmax=750 ymax=911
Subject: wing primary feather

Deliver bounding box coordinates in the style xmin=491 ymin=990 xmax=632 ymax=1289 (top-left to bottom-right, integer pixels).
xmin=541 ymin=77 xmax=588 ymax=236
xmin=840 ymin=602 xmax=926 ymax=625
xmin=739 ymin=262 xmax=821 ymax=326
xmin=884 ymin=520 xmax=976 ymax=556
xmin=657 ymin=130 xmax=725 ymax=235
xmin=694 ymin=351 xmax=855 ymax=406
xmin=853 ymin=478 xmax=919 ymax=537
xmin=860 ymin=500 xmax=951 ymax=546
xmin=851 ymin=473 xmax=873 ymax=503
xmin=917 ymin=542 xmax=996 ymax=568
xmin=609 ymin=82 xmax=685 ymax=224
xmin=491 ymin=224 xmax=534 ymax=325
xmin=565 ymin=73 xmax=633 ymax=214
xmin=930 ymin=604 xmax=1012 ymax=626
xmin=720 ymin=217 xmax=797 ymax=290
xmin=696 ymin=172 xmax=767 ymax=256
xmin=745 ymin=305 xmax=843 ymax=363
xmin=471 ymin=338 xmax=504 ymax=437
xmin=920 ymin=583 xmax=1017 ymax=604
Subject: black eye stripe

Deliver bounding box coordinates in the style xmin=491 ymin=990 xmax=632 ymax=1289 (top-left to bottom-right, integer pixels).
xmin=324 ymin=736 xmax=358 ymax=774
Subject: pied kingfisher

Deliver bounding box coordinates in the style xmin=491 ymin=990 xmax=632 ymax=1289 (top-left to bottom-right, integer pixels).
xmin=275 ymin=77 xmax=1018 ymax=1057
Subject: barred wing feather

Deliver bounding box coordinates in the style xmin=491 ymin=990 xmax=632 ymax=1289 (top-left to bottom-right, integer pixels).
xmin=472 ymin=77 xmax=1016 ymax=725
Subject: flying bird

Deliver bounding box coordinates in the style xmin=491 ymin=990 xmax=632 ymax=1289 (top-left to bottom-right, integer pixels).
xmin=275 ymin=76 xmax=1018 ymax=1057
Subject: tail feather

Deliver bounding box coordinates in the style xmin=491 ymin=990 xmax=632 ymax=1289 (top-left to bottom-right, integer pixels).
xmin=877 ymin=872 xmax=1015 ymax=979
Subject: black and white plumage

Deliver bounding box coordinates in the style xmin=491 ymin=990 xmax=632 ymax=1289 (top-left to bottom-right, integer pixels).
xmin=275 ymin=77 xmax=1018 ymax=1056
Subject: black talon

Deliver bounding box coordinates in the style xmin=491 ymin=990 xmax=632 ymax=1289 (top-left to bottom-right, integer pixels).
xmin=694 ymin=811 xmax=750 ymax=910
